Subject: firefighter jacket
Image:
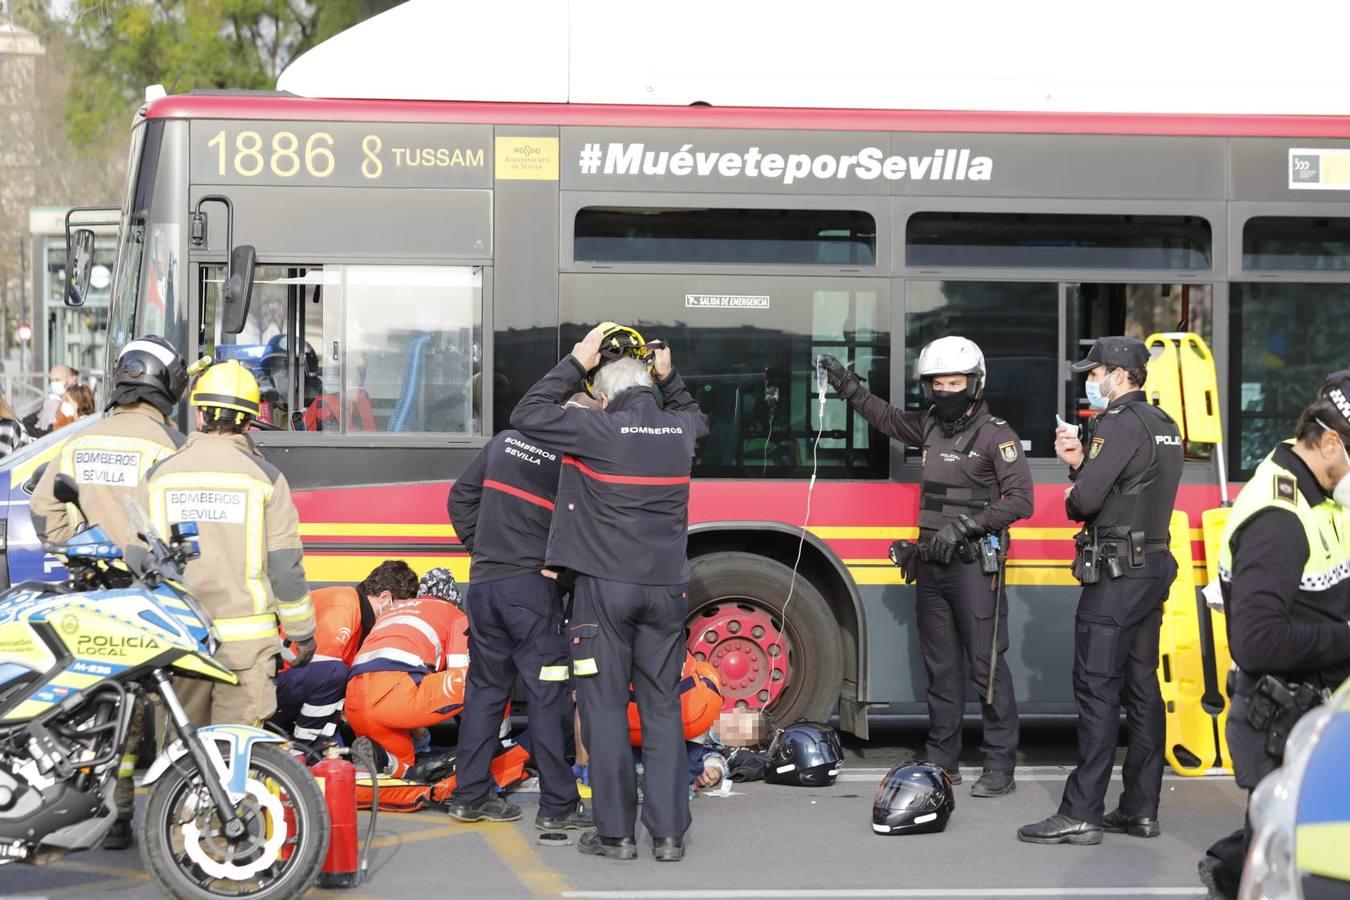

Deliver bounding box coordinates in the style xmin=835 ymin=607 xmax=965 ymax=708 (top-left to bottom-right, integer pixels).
xmin=847 ymin=389 xmax=1033 ymax=540
xmin=140 ymin=431 xmax=315 ymax=669
xmin=510 ymin=356 xmax=710 ymax=586
xmin=1219 ymin=442 xmax=1350 ymax=689
xmin=448 ymin=429 xmax=560 ymax=584
xmin=31 ymin=402 xmax=184 ymax=548
xmin=348 ymin=598 xmax=470 ymax=683
xmin=1066 ymin=390 xmax=1182 ymax=545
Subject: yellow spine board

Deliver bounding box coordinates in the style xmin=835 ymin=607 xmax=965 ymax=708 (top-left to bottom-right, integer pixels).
xmin=1176 ymin=334 xmax=1222 ymax=444
xmin=1144 ymin=337 xmax=1186 ymax=438
xmin=1200 ymin=505 xmax=1235 ymax=771
xmin=1158 ymin=509 xmax=1216 ymax=775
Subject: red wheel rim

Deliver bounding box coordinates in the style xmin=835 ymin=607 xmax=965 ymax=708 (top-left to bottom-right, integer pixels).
xmin=687 ymin=601 xmax=791 ymax=711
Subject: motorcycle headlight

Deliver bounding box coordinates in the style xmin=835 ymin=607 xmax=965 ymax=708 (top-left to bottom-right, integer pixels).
xmin=1240 ymin=824 xmax=1297 ymax=900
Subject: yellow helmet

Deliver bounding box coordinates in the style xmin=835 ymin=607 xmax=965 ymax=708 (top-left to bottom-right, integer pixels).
xmin=584 ymin=322 xmax=653 ymax=397
xmin=190 ymin=359 xmax=261 ymax=424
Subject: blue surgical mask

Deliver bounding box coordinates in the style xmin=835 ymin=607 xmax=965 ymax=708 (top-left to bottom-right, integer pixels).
xmin=1085 ymin=380 xmax=1109 ymax=410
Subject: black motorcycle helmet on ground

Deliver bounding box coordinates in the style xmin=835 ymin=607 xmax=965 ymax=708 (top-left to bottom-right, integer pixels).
xmin=764 ymin=721 xmax=843 ymax=787
xmin=106 ymin=335 xmax=188 ymax=416
xmin=872 ymin=761 xmax=955 ymax=835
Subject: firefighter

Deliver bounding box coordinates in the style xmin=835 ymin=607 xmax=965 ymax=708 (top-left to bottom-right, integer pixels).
xmin=1019 ymin=336 xmax=1182 ymax=845
xmin=31 ymin=335 xmax=188 ymax=851
xmin=444 ymin=422 xmax=590 ymax=831
xmin=270 ymin=560 xmax=418 ymax=744
xmin=511 ymin=325 xmax=708 ymax=862
xmin=344 ymin=589 xmax=472 ymax=777
xmin=822 ymin=337 xmax=1032 ymax=797
xmin=140 ymin=359 xmax=317 ymax=728
xmin=1198 ymin=378 xmax=1350 ymax=899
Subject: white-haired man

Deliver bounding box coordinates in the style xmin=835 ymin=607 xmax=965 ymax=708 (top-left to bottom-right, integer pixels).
xmin=510 ymin=325 xmax=708 ymax=863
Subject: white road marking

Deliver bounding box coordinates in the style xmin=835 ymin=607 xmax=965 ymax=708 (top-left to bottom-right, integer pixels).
xmin=561 ymin=889 xmax=1206 ymax=898
xmin=838 ymin=766 xmax=1230 ymax=783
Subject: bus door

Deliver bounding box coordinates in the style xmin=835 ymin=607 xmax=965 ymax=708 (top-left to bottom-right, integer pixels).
xmin=1062 ymin=282 xmax=1215 ymax=438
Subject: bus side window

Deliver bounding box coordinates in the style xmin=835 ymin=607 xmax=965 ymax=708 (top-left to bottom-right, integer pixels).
xmin=341 ymin=265 xmax=482 ymax=436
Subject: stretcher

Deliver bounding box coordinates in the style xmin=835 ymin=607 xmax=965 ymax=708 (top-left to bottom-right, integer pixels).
xmin=355 ymin=744 xmax=530 ymax=812
xmin=1145 ymin=333 xmax=1232 ymax=773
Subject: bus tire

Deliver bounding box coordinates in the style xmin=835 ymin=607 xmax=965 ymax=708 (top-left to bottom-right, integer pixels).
xmin=687 ymin=551 xmax=844 ymax=725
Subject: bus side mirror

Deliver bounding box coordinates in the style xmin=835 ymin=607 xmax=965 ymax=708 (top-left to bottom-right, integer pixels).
xmin=66 ymin=228 xmax=96 ymax=308
xmin=222 ymin=244 xmax=256 ymax=335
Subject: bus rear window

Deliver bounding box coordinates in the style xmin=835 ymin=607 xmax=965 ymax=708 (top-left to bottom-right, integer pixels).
xmin=906 ymin=212 xmax=1212 ymax=269
xmin=574 ymin=207 xmax=876 ymax=265
xmin=1242 ymin=216 xmax=1350 ymax=270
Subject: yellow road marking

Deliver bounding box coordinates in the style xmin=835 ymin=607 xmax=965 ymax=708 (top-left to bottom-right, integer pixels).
xmin=480 ymin=823 xmax=575 ymax=898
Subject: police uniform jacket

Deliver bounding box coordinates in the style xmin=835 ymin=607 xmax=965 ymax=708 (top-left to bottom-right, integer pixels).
xmin=31 ymin=402 xmax=184 ymax=547
xmin=510 ymin=356 xmax=709 ymax=586
xmin=139 ymin=431 xmax=316 ymax=669
xmin=448 ymin=429 xmax=561 ymax=584
xmin=1067 ymin=390 xmax=1182 ymax=545
xmin=848 ymin=386 xmax=1033 ymax=539
xmin=1220 ymin=443 xmax=1350 ymax=689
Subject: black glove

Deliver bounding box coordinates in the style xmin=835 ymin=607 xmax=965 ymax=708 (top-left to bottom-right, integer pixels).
xmin=819 ymin=355 xmax=862 ymax=401
xmin=291 ymin=637 xmax=317 ymax=667
xmin=931 ymin=516 xmax=983 ymax=566
xmin=888 ymin=539 xmax=918 ymax=584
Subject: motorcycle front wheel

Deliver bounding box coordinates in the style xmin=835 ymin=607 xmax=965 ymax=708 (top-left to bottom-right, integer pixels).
xmin=141 ymin=743 xmax=330 ymax=900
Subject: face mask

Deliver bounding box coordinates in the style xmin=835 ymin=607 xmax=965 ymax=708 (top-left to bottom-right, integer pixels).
xmin=930 ymin=389 xmax=969 ymax=421
xmin=59 ymin=402 xmax=76 ymax=418
xmin=1334 ymin=442 xmax=1350 ymax=509
xmin=49 ymin=380 xmax=65 ymax=397
xmin=1085 ymin=372 xmax=1118 ymax=410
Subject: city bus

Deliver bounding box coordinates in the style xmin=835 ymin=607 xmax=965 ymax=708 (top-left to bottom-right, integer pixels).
xmin=8 ymin=59 xmax=1350 ymax=737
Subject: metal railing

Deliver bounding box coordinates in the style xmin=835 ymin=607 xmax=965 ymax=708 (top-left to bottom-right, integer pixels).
xmin=0 ymin=373 xmax=55 ymax=419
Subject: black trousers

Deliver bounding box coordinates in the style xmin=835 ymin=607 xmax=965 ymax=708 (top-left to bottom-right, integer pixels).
xmin=1058 ymin=550 xmax=1175 ymax=825
xmin=914 ymin=558 xmax=1019 ymax=773
xmin=451 ymin=572 xmax=578 ymax=818
xmin=1203 ymin=685 xmax=1282 ymax=898
xmin=570 ymin=575 xmax=689 ymax=841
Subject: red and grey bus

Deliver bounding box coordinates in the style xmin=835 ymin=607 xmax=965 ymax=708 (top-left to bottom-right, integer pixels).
xmin=8 ymin=87 xmax=1350 ymax=736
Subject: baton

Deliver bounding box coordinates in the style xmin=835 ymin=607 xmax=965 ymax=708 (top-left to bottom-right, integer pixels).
xmin=986 ymin=563 xmax=1004 ymax=707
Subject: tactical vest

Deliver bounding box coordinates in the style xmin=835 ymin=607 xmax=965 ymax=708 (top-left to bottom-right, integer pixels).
xmin=1088 ymin=400 xmax=1182 ymax=544
xmin=919 ymin=412 xmax=995 ymax=535
xmin=1219 ymin=445 xmax=1350 ymax=683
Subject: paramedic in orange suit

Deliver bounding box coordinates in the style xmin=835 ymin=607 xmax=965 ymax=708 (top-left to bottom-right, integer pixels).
xmin=345 ymin=593 xmax=473 ymax=776
xmin=271 ymin=561 xmax=417 ymax=743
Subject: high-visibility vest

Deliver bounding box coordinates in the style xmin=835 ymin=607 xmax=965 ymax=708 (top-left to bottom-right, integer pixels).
xmin=349 ymin=598 xmax=469 ymax=680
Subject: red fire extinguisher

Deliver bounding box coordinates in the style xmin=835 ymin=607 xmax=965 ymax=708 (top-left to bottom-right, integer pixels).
xmin=311 ymin=746 xmax=360 ymax=888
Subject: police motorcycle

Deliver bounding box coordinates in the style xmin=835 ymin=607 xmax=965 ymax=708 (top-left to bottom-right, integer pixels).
xmin=0 ymin=475 xmax=329 ymax=899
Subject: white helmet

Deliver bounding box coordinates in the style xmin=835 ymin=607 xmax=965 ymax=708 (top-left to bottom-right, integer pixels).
xmin=914 ymin=336 xmax=986 ymax=400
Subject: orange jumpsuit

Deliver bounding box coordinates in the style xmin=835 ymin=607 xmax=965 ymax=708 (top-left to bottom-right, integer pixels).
xmin=345 ymin=598 xmax=470 ymax=776
xmin=628 ymin=653 xmax=723 ymax=746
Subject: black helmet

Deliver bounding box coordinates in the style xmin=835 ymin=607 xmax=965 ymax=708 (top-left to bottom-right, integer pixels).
xmin=764 ymin=721 xmax=843 ymax=787
xmin=872 ymin=762 xmax=955 ymax=835
xmin=107 ymin=335 xmax=187 ymax=416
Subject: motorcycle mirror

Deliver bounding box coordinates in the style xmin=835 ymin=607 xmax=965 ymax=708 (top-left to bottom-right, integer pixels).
xmin=53 ymin=474 xmax=81 ymax=506
xmin=123 ymin=544 xmax=149 ymax=577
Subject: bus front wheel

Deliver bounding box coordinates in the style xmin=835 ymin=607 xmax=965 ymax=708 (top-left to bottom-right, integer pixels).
xmin=686 ymin=551 xmax=844 ymax=725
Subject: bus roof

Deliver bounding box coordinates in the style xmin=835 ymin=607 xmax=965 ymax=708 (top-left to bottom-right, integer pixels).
xmin=144 ymin=94 xmax=1350 ymax=140
xmin=271 ymin=0 xmax=1350 ymax=121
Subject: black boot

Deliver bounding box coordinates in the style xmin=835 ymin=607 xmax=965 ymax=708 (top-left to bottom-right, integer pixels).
xmin=1016 ymin=814 xmax=1103 ymax=845
xmin=102 ymin=817 xmax=134 ymax=850
xmin=1103 ymin=807 xmax=1160 ymax=838
xmin=577 ymin=831 xmax=637 ymax=860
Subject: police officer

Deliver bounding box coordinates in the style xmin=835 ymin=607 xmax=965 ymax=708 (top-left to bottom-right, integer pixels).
xmin=30 ymin=335 xmax=188 ymax=851
xmin=139 ymin=360 xmax=317 ymax=727
xmin=822 ymin=337 xmax=1032 ymax=797
xmin=1198 ymin=377 xmax=1350 ymax=899
xmin=1019 ymin=336 xmax=1182 ymax=846
xmin=511 ymin=325 xmax=708 ymax=862
xmin=444 ymin=425 xmax=592 ymax=832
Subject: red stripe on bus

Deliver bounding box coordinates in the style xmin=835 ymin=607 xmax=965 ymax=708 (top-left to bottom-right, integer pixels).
xmin=484 ymin=479 xmax=556 ymax=511
xmin=144 ymin=95 xmax=1350 ymax=139
xmin=563 ymin=456 xmax=691 ymax=486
